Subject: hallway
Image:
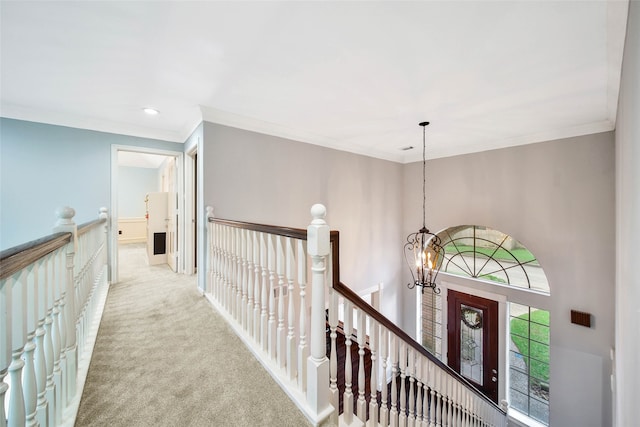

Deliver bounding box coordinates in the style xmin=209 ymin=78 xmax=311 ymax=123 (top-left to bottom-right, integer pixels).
xmin=74 ymin=244 xmax=310 ymax=426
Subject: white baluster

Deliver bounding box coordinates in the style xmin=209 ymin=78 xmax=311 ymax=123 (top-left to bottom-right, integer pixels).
xmin=51 ymin=254 xmax=64 ymax=425
xmin=8 ymin=274 xmax=26 ymax=427
xmin=416 ymin=355 xmax=429 ymax=427
xmin=214 ymin=223 xmax=221 ymax=301
xmin=390 ymin=334 xmax=399 ymax=427
xmin=246 ymin=230 xmax=254 ymax=337
xmin=253 ymin=231 xmax=261 ymax=344
xmin=305 ymin=204 xmax=330 ymax=416
xmin=343 ymin=300 xmax=354 ymax=425
xmin=230 ymin=227 xmax=238 ymax=318
xmin=44 ymin=254 xmax=56 ymax=425
xmin=399 ymin=342 xmax=407 ymax=427
xmin=369 ymin=318 xmax=379 ymax=427
xmin=276 ymin=236 xmax=286 ymax=369
xmin=428 ymin=363 xmax=436 ymax=427
xmin=206 ymin=207 xmax=214 ymax=296
xmin=445 ymin=375 xmax=453 ymax=427
xmin=380 ymin=327 xmax=389 ymax=427
xmin=357 ymin=309 xmax=367 ymax=422
xmin=328 ymin=291 xmax=339 ymax=425
xmin=237 ymin=228 xmax=244 ymax=323
xmin=285 ymin=237 xmax=297 ymax=382
xmin=434 ymin=368 xmax=442 ymax=427
xmin=260 ymin=233 xmax=268 ymax=352
xmin=408 ymin=349 xmax=416 ymax=427
xmin=0 ymin=269 xmax=10 ymax=427
xmin=297 ymin=239 xmax=308 ymax=392
xmin=241 ymin=229 xmax=248 ymax=331
xmin=23 ymin=268 xmax=37 ymax=426
xmin=0 ymin=378 xmax=7 ymax=427
xmin=267 ymin=234 xmax=277 ymax=360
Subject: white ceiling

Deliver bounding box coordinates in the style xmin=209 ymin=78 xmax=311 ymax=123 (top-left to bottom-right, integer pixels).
xmin=0 ymin=1 xmax=629 ymax=163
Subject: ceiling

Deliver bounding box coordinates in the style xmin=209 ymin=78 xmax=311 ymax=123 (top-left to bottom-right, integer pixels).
xmin=0 ymin=1 xmax=629 ymax=163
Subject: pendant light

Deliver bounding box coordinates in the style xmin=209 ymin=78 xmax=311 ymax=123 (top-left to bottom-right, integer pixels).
xmin=404 ymin=121 xmax=444 ymax=294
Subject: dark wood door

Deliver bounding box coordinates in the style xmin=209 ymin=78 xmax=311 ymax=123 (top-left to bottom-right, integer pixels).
xmin=447 ymin=289 xmax=499 ymax=403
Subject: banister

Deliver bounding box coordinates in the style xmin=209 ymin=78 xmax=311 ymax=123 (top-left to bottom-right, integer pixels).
xmin=77 ymin=217 xmax=107 ymax=236
xmin=208 ymin=217 xmax=341 ymax=287
xmin=0 ymin=232 xmax=72 ymax=280
xmin=208 ymin=214 xmax=506 ymax=416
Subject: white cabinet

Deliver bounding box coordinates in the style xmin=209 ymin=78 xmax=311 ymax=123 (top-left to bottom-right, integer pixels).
xmin=145 ymin=192 xmax=168 ymax=265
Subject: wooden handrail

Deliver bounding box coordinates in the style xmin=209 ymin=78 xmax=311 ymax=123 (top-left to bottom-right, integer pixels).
xmin=78 ymin=217 xmax=107 ymax=236
xmin=208 ymin=215 xmax=505 ymax=414
xmin=0 ymin=218 xmax=106 ymax=281
xmin=0 ymin=232 xmax=72 ymax=280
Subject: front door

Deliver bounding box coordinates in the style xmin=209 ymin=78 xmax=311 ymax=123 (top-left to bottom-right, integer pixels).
xmin=447 ymin=289 xmax=499 ymax=403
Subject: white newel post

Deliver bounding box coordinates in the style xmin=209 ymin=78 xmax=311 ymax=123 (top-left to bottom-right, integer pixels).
xmin=53 ymin=206 xmax=78 ymax=406
xmin=306 ymin=204 xmax=332 ymax=419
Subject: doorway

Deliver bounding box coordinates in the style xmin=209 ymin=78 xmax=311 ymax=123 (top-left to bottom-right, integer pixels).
xmin=447 ymin=289 xmax=499 ymax=403
xmin=110 ymin=145 xmax=185 ymax=283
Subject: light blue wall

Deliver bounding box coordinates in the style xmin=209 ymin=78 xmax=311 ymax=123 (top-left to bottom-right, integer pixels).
xmin=117 ymin=166 xmax=159 ymax=217
xmin=0 ymin=118 xmax=183 ymax=250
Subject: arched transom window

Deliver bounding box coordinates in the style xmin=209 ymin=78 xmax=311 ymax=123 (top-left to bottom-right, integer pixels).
xmin=436 ymin=225 xmax=549 ymax=293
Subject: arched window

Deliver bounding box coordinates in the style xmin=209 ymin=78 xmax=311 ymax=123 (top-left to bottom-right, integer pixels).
xmin=422 ymin=225 xmax=550 ymax=425
xmin=437 ymin=225 xmax=549 ymax=293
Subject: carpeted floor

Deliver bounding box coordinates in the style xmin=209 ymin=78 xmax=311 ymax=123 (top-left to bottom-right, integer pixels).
xmin=74 ymin=243 xmax=311 ymax=427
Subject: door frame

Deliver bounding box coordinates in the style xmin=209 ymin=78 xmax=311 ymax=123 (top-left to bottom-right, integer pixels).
xmin=447 ymin=289 xmax=499 ymax=403
xmin=427 ymin=276 xmax=508 ymax=404
xmin=110 ymin=145 xmax=184 ymax=283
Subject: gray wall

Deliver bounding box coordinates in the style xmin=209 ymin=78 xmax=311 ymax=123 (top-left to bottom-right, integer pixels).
xmin=201 ymin=122 xmax=405 ymax=321
xmin=0 ymin=118 xmax=183 ymax=249
xmin=402 ymin=132 xmax=615 ymax=426
xmin=615 ymin=0 xmax=640 ymax=425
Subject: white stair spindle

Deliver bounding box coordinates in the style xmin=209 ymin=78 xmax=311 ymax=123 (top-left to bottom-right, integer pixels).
xmin=343 ymin=300 xmax=354 ymax=425
xmin=23 ymin=269 xmax=38 ymax=426
xmin=380 ymin=327 xmax=389 ymax=427
xmin=276 ymin=236 xmax=286 ymax=369
xmin=44 ymin=255 xmax=56 ymax=426
xmin=267 ymin=234 xmax=277 ymax=359
xmin=0 ymin=271 xmax=10 ymax=427
xmin=390 ymin=334 xmax=399 ymax=427
xmin=399 ymin=342 xmax=407 ymax=427
xmin=8 ymin=274 xmax=26 ymax=427
xmin=253 ymin=231 xmax=261 ymax=343
xmin=328 ymin=290 xmax=339 ymax=425
xmin=285 ymin=237 xmax=297 ymax=382
xmin=237 ymin=229 xmax=247 ymax=331
xmin=368 ymin=318 xmax=379 ymax=427
xmin=34 ymin=259 xmax=48 ymax=427
xmin=297 ymin=239 xmax=308 ymax=392
xmin=246 ymin=230 xmax=254 ymax=337
xmin=408 ymin=349 xmax=416 ymax=427
xmin=357 ymin=308 xmax=367 ymax=422
xmin=260 ymin=233 xmax=268 ymax=352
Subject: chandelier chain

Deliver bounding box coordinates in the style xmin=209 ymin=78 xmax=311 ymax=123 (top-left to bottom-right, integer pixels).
xmin=422 ymin=123 xmax=426 ymax=228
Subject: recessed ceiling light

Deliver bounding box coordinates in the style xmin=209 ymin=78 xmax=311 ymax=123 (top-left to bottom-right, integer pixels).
xmin=143 ymin=107 xmax=159 ymax=115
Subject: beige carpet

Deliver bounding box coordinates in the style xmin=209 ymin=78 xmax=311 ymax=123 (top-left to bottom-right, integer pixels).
xmin=74 ymin=243 xmax=311 ymax=427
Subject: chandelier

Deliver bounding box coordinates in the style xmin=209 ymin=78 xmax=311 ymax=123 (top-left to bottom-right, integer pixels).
xmin=404 ymin=121 xmax=444 ymax=294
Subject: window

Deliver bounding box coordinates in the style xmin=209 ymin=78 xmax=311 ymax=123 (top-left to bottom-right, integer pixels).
xmin=420 ymin=225 xmax=550 ymax=426
xmin=509 ymin=304 xmax=550 ymax=425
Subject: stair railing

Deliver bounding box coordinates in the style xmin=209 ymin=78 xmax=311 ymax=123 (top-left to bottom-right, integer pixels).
xmin=0 ymin=207 xmax=110 ymax=427
xmin=205 ymin=204 xmax=507 ymax=427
